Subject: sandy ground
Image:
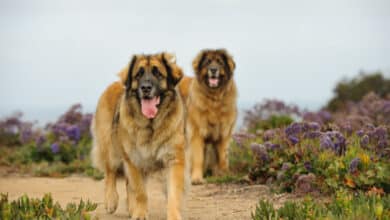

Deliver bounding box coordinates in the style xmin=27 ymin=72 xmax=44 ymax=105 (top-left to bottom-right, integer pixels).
xmin=0 ymin=175 xmax=296 ymax=220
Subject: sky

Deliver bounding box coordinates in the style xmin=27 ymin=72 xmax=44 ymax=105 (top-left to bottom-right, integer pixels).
xmin=0 ymin=0 xmax=389 ymax=124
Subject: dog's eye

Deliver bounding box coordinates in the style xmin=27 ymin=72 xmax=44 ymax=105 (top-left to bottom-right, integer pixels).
xmin=203 ymin=59 xmax=211 ymax=66
xmin=152 ymin=66 xmax=162 ymax=78
xmin=135 ymin=68 xmax=144 ymax=79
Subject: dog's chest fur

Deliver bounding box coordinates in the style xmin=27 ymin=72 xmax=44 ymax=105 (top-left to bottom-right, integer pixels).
xmin=119 ymin=125 xmax=176 ymax=173
xmin=188 ymin=82 xmax=237 ymax=141
xmin=115 ymin=95 xmax=183 ymax=174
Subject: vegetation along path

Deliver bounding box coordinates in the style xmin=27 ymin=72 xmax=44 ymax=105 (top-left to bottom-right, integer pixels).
xmin=0 ymin=175 xmax=298 ymax=220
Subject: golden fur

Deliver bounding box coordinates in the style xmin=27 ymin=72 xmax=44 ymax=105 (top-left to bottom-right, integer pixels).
xmin=178 ymin=49 xmax=237 ymax=184
xmin=91 ymin=53 xmax=187 ymax=220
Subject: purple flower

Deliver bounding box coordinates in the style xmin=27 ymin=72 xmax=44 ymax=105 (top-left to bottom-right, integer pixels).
xmin=332 ymin=131 xmax=346 ymax=155
xmin=349 ymin=158 xmax=360 ymax=173
xmin=263 ymin=129 xmax=275 ymax=141
xmin=80 ymin=113 xmax=93 ymax=134
xmin=304 ymin=161 xmax=312 ymax=171
xmin=35 ymin=135 xmax=46 ymax=148
xmin=341 ymin=123 xmax=353 ymax=136
xmin=383 ymin=101 xmax=390 ymax=116
xmin=285 ymin=123 xmax=302 ymax=136
xmin=301 ymin=123 xmax=310 ymax=133
xmin=304 ymin=131 xmax=322 ymax=139
xmin=320 ymin=131 xmax=346 ymax=155
xmin=288 ymin=135 xmax=299 ymax=145
xmin=58 ymin=104 xmax=82 ymax=124
xmin=270 ymin=143 xmax=281 ymax=150
xmin=52 ymin=122 xmax=68 ymax=136
xmin=377 ymin=140 xmax=387 ymax=149
xmin=250 ymin=143 xmax=269 ymax=162
xmin=243 ymin=99 xmax=301 ymax=130
xmin=303 ymin=110 xmax=331 ymax=125
xmin=50 ymin=143 xmax=60 ymax=154
xmin=365 ymin=124 xmax=375 ymax=131
xmin=373 ymin=126 xmax=387 ymax=140
xmin=66 ymin=125 xmax=81 ymax=141
xmin=263 ymin=141 xmax=281 ymax=150
xmin=18 ymin=121 xmax=35 ymax=144
xmin=356 ymin=130 xmax=365 ymax=137
xmin=318 ymin=110 xmax=332 ymax=121
xmin=320 ymin=134 xmax=334 ymax=149
xmin=360 ymin=135 xmax=369 ymax=148
xmin=281 ymin=163 xmax=290 ymax=171
xmin=233 ymin=132 xmax=255 ymax=147
xmin=295 ymin=173 xmax=316 ymax=193
xmin=264 ymin=141 xmax=272 ymax=149
xmin=308 ymin=122 xmax=320 ymax=131
xmin=20 ymin=129 xmax=32 ymax=144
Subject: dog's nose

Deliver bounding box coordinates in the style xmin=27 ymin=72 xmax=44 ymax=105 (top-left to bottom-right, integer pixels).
xmin=141 ymin=83 xmax=152 ymax=94
xmin=210 ymin=68 xmax=218 ymax=74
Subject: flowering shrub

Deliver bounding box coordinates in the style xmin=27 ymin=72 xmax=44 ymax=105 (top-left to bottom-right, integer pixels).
xmin=326 ymin=72 xmax=390 ymax=111
xmin=332 ymin=92 xmax=390 ymax=129
xmin=243 ymin=99 xmax=299 ymax=132
xmin=0 ymin=104 xmax=100 ymax=178
xmin=252 ymin=191 xmax=390 ymax=220
xmin=234 ymin=94 xmax=390 ymax=194
xmin=0 ymin=112 xmax=37 ymax=146
xmin=27 ymin=104 xmax=93 ymax=164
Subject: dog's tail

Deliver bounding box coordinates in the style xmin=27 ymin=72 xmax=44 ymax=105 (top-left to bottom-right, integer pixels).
xmin=90 ymin=116 xmax=105 ymax=172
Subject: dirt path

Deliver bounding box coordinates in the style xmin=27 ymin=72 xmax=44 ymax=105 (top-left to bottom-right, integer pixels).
xmin=0 ymin=176 xmax=296 ymax=220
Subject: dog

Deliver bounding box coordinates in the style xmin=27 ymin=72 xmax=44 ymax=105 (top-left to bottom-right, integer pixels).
xmin=91 ymin=52 xmax=186 ymax=220
xmin=178 ymin=49 xmax=237 ymax=184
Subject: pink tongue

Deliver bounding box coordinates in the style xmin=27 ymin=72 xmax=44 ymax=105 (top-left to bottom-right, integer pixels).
xmin=209 ymin=78 xmax=219 ymax=87
xmin=141 ymin=97 xmax=160 ymax=119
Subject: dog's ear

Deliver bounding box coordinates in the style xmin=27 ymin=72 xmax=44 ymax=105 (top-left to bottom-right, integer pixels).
xmin=117 ymin=66 xmax=129 ymax=85
xmin=117 ymin=55 xmax=137 ymax=90
xmin=162 ymin=52 xmax=183 ymax=87
xmin=217 ymin=49 xmax=235 ymax=75
xmin=192 ymin=50 xmax=207 ymax=74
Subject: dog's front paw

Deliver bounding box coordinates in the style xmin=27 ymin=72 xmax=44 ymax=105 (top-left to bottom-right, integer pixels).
xmin=131 ymin=217 xmax=146 ymax=220
xmin=167 ymin=208 xmax=182 ymax=220
xmin=212 ymin=166 xmax=229 ymax=177
xmin=191 ymin=176 xmax=206 ymax=185
xmin=131 ymin=213 xmax=147 ymax=220
xmin=131 ymin=205 xmax=148 ymax=220
xmin=105 ymin=190 xmax=119 ymax=214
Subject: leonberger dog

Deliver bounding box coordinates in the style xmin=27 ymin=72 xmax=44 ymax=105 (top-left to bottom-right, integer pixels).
xmin=91 ymin=52 xmax=186 ymax=220
xmin=179 ymin=49 xmax=237 ymax=184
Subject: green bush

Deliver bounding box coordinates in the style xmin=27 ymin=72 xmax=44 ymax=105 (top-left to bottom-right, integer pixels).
xmin=326 ymin=72 xmax=390 ymax=111
xmin=252 ymin=115 xmax=294 ymax=132
xmin=252 ymin=191 xmax=390 ymax=220
xmin=0 ymin=193 xmax=97 ymax=220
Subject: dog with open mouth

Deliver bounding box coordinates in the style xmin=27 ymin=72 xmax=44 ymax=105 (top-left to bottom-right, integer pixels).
xmin=91 ymin=52 xmax=187 ymax=220
xmin=179 ymin=49 xmax=237 ymax=184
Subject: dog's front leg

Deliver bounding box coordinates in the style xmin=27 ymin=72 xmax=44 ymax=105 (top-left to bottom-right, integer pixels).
xmin=167 ymin=146 xmax=185 ymax=220
xmin=124 ymin=159 xmax=148 ymax=220
xmin=104 ymin=165 xmax=119 ymax=214
xmin=189 ymin=132 xmax=206 ymax=184
xmin=214 ymin=137 xmax=230 ymax=175
xmin=214 ymin=123 xmax=234 ymax=175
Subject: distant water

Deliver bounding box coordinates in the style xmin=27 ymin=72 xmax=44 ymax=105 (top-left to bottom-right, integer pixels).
xmin=0 ymin=100 xmax=323 ymax=128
